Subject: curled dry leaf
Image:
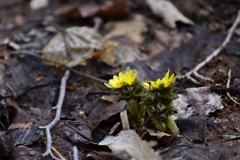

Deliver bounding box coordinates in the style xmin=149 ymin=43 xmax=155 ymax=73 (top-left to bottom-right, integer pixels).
xmin=94 ymin=0 xmax=130 ymax=19
xmin=99 ymin=130 xmax=162 ymax=160
xmin=55 ymin=0 xmax=130 ymax=20
xmin=154 ymin=29 xmax=193 ymax=52
xmin=146 ymin=0 xmax=194 ymax=28
xmin=172 ymin=87 xmax=224 ymax=120
xmin=93 ymin=41 xmax=116 ymax=66
xmin=30 ymin=0 xmax=49 ymax=11
xmin=42 ymin=26 xmax=116 ymax=67
xmin=104 ymin=14 xmax=147 ymax=44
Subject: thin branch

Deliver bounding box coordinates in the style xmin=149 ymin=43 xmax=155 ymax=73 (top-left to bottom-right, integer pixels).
xmin=5 ymin=82 xmax=17 ymax=99
xmin=39 ymin=69 xmax=70 ymax=159
xmin=73 ymin=146 xmax=79 ymax=160
xmin=226 ymin=69 xmax=240 ymax=105
xmin=43 ymin=140 xmax=66 ymax=160
xmin=120 ymin=110 xmax=130 ymax=130
xmin=178 ymin=10 xmax=240 ymax=84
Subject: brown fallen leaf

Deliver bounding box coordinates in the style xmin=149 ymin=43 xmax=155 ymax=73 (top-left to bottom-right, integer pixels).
xmin=104 ymin=14 xmax=147 ymax=44
xmin=93 ymin=41 xmax=116 ymax=66
xmin=30 ymin=0 xmax=49 ymax=10
xmin=146 ymin=0 xmax=194 ymax=28
xmin=42 ymin=26 xmax=116 ymax=67
xmin=99 ymin=130 xmax=162 ymax=160
xmin=155 ymin=29 xmax=193 ymax=52
xmin=95 ymin=0 xmax=130 ymax=19
xmin=55 ymin=0 xmax=130 ymax=20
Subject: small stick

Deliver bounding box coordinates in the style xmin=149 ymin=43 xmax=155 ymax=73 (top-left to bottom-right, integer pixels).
xmin=109 ymin=122 xmax=121 ymax=135
xmin=120 ymin=110 xmax=130 ymax=130
xmin=178 ymin=10 xmax=240 ymax=84
xmin=73 ymin=146 xmax=79 ymax=160
xmin=43 ymin=141 xmax=66 ymax=160
xmin=5 ymin=82 xmax=17 ymax=99
xmin=226 ymin=69 xmax=240 ymax=105
xmin=39 ymin=69 xmax=70 ymax=160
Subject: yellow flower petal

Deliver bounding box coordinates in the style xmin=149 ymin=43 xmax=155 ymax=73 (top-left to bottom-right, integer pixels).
xmin=132 ymin=72 xmax=138 ymax=82
xmin=169 ymin=73 xmax=175 ymax=83
xmin=162 ymin=70 xmax=170 ymax=82
xmin=119 ymin=72 xmax=124 ymax=81
xmin=142 ymin=82 xmax=150 ymax=89
xmin=104 ymin=67 xmax=138 ymax=89
xmin=126 ymin=70 xmax=132 ymax=78
xmin=104 ymin=83 xmax=112 ymax=88
xmin=143 ymin=70 xmax=176 ymax=90
xmin=113 ymin=75 xmax=120 ymax=82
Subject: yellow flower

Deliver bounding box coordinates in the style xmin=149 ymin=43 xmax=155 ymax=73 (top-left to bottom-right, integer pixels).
xmin=105 ymin=67 xmax=138 ymax=89
xmin=142 ymin=70 xmax=176 ymax=90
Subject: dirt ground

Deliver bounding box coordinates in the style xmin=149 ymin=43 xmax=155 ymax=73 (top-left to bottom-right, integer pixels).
xmin=0 ymin=0 xmax=240 ymax=159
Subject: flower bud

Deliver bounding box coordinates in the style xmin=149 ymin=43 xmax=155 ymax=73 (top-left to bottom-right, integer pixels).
xmin=122 ymin=86 xmax=132 ymax=95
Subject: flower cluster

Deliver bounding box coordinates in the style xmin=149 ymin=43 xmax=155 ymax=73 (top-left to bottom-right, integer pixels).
xmin=104 ymin=67 xmax=179 ymax=136
xmin=105 ymin=67 xmax=138 ymax=89
xmin=142 ymin=70 xmax=175 ymax=90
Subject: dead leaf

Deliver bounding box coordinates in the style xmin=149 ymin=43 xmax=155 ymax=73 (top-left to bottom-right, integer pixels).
xmin=95 ymin=0 xmax=130 ymax=19
xmin=30 ymin=0 xmax=49 ymax=10
xmin=155 ymin=29 xmax=193 ymax=52
xmin=43 ymin=26 xmax=102 ymax=67
xmin=146 ymin=0 xmax=194 ymax=28
xmin=42 ymin=26 xmax=116 ymax=67
xmin=146 ymin=129 xmax=173 ymax=147
xmin=176 ymin=117 xmax=207 ymax=143
xmin=88 ymin=100 xmax=127 ymax=131
xmin=104 ymin=14 xmax=147 ymax=44
xmin=9 ymin=145 xmax=42 ymax=160
xmin=56 ymin=119 xmax=93 ymax=143
xmin=55 ymin=0 xmax=130 ymax=20
xmin=173 ymin=87 xmax=224 ymax=120
xmin=99 ymin=130 xmax=162 ymax=160
xmin=97 ymin=150 xmax=131 ymax=160
xmin=147 ymin=129 xmax=173 ymax=139
xmin=114 ymin=43 xmax=141 ymax=64
xmin=93 ymin=41 xmax=116 ymax=66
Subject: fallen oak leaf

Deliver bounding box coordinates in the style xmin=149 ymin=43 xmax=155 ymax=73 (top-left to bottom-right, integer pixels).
xmin=146 ymin=0 xmax=194 ymax=28
xmin=99 ymin=130 xmax=162 ymax=160
xmin=42 ymin=26 xmax=116 ymax=67
xmin=55 ymin=0 xmax=130 ymax=20
xmin=172 ymin=87 xmax=224 ymax=120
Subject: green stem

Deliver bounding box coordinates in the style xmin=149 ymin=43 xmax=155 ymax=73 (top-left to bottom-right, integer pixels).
xmin=165 ymin=116 xmax=179 ymax=137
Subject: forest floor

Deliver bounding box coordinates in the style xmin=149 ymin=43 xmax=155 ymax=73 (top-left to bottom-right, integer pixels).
xmin=0 ymin=0 xmax=240 ymax=159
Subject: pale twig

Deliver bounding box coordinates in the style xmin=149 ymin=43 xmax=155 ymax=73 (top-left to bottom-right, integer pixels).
xmin=226 ymin=69 xmax=240 ymax=105
xmin=120 ymin=110 xmax=130 ymax=130
xmin=39 ymin=70 xmax=70 ymax=159
xmin=178 ymin=10 xmax=240 ymax=84
xmin=73 ymin=146 xmax=79 ymax=160
xmin=93 ymin=17 xmax=103 ymax=31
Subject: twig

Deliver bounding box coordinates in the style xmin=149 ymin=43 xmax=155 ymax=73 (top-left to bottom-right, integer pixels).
xmin=73 ymin=146 xmax=79 ymax=160
xmin=178 ymin=10 xmax=240 ymax=84
xmin=120 ymin=110 xmax=130 ymax=130
xmin=7 ymin=50 xmax=107 ymax=83
xmin=39 ymin=69 xmax=70 ymax=160
xmin=5 ymin=82 xmax=17 ymax=99
xmin=43 ymin=140 xmax=66 ymax=160
xmin=93 ymin=17 xmax=103 ymax=31
xmin=226 ymin=69 xmax=240 ymax=105
xmin=109 ymin=122 xmax=121 ymax=135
